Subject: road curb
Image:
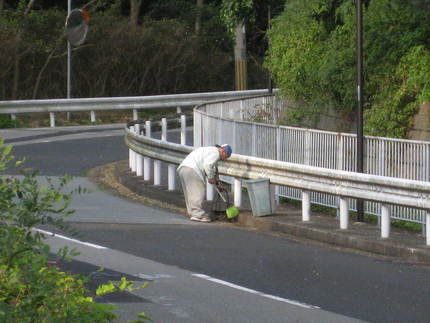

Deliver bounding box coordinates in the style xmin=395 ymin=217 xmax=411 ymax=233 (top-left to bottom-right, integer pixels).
xmin=237 ymin=213 xmax=430 ymax=264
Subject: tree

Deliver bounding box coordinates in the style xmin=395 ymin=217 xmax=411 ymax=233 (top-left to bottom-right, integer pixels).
xmin=130 ymin=0 xmax=143 ymax=25
xmin=195 ymin=0 xmax=203 ymax=33
xmin=265 ymin=0 xmax=430 ymax=136
xmin=11 ymin=0 xmax=36 ymax=99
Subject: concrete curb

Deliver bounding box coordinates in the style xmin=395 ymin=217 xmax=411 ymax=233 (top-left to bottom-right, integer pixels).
xmin=238 ymin=214 xmax=430 ymax=264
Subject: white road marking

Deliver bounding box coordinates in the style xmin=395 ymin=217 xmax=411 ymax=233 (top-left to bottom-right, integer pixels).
xmin=34 ymin=228 xmax=108 ymax=249
xmin=192 ymin=273 xmax=320 ymax=309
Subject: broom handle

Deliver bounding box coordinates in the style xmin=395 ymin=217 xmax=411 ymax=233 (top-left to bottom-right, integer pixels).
xmin=214 ymin=185 xmax=227 ymax=203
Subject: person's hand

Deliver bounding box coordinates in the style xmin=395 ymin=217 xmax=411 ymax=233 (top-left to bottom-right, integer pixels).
xmin=217 ymin=184 xmax=226 ymax=192
xmin=208 ymin=178 xmax=217 ymax=184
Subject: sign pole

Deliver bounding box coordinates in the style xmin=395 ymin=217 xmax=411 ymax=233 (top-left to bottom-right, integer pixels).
xmin=356 ymin=0 xmax=364 ymax=221
xmin=66 ymin=0 xmax=73 ymax=121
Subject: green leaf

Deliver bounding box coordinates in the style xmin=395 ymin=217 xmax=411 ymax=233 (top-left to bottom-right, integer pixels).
xmin=96 ymin=281 xmax=117 ymax=296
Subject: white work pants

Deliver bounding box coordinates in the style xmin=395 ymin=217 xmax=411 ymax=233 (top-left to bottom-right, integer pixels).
xmin=177 ymin=166 xmax=206 ymax=218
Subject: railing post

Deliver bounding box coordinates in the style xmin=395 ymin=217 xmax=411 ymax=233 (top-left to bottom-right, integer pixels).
xmin=305 ymin=129 xmax=311 ymax=165
xmin=133 ymin=109 xmax=138 ymax=121
xmin=11 ymin=114 xmax=16 ymax=121
xmin=134 ymin=124 xmax=143 ymax=176
xmin=426 ymin=211 xmax=430 ymax=246
xmin=90 ymin=111 xmax=96 ymax=123
xmin=144 ymin=121 xmax=152 ymax=181
xmin=240 ymin=99 xmax=244 ymax=121
xmin=181 ymin=115 xmax=186 ymax=145
xmin=252 ymin=123 xmax=256 ymax=156
xmin=381 ymin=204 xmax=391 ymax=238
xmin=302 ymin=190 xmax=311 ymax=222
xmin=339 ymin=196 xmax=349 ymax=229
xmin=193 ymin=110 xmax=202 ymax=148
xmin=234 ymin=178 xmax=242 ymax=207
xmin=275 ymin=127 xmax=281 ymax=204
xmin=50 ymin=112 xmax=55 ymax=128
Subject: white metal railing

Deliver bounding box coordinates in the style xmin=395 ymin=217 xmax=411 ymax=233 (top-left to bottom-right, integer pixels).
xmin=0 ymin=89 xmax=271 ymax=128
xmin=124 ymin=120 xmax=430 ymax=246
xmin=194 ymin=95 xmax=430 ymax=226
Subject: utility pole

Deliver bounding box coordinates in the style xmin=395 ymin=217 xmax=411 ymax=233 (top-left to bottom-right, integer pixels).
xmin=234 ymin=22 xmax=247 ymax=91
xmin=356 ymin=0 xmax=364 ymax=222
xmin=268 ymin=5 xmax=272 ymax=93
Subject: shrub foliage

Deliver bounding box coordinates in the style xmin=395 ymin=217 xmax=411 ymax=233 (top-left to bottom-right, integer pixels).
xmin=0 ymin=140 xmax=148 ymax=322
xmin=265 ymin=0 xmax=430 ymax=137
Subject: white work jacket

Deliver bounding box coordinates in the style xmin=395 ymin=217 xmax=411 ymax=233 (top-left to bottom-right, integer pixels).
xmin=177 ymin=146 xmax=220 ymax=182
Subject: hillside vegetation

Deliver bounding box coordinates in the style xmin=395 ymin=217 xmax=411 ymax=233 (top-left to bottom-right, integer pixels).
xmin=265 ymin=0 xmax=430 ymax=138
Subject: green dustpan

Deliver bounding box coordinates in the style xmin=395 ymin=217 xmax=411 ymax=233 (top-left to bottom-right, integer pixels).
xmin=215 ymin=186 xmax=239 ymax=219
xmin=226 ymin=204 xmax=239 ymax=219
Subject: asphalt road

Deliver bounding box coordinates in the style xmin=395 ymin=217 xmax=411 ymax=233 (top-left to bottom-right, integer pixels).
xmin=2 ymin=125 xmax=429 ymax=323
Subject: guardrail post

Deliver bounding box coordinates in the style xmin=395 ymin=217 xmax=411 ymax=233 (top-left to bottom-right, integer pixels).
xmin=181 ymin=115 xmax=186 ymax=145
xmin=133 ymin=109 xmax=138 ymax=121
xmin=381 ymin=204 xmax=391 ymax=238
xmin=302 ymin=190 xmax=311 ymax=222
xmin=50 ymin=112 xmax=55 ymax=128
xmin=234 ymin=178 xmax=242 ymax=207
xmin=90 ymin=111 xmax=96 ymax=123
xmin=207 ymin=182 xmax=214 ymax=201
xmin=154 ymin=160 xmax=161 ymax=185
xmin=161 ymin=118 xmax=167 ymax=141
xmin=129 ymin=126 xmax=136 ymax=171
xmin=153 ymin=118 xmax=166 ymax=186
xmin=168 ymin=165 xmax=176 ymax=191
xmin=11 ymin=114 xmax=16 ymax=121
xmin=134 ymin=124 xmax=143 ymax=176
xmin=162 ymin=117 xmax=175 ymax=190
xmin=426 ymin=212 xmax=430 ymax=246
xmin=144 ymin=121 xmax=152 ymax=181
xmin=339 ymin=197 xmax=349 ymax=229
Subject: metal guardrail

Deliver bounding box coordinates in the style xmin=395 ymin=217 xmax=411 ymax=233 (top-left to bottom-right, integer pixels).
xmin=0 ymin=90 xmax=270 ymax=127
xmin=124 ymin=124 xmax=430 ymax=246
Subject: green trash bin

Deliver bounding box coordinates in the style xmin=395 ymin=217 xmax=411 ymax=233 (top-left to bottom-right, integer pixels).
xmin=243 ymin=178 xmax=273 ymax=217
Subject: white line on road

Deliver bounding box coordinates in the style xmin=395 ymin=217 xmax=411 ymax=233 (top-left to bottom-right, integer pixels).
xmin=192 ymin=273 xmax=320 ymax=309
xmin=34 ymin=228 xmax=108 ymax=249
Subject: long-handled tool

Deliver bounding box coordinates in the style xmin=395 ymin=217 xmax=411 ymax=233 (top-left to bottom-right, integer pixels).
xmin=214 ymin=185 xmax=239 ymax=220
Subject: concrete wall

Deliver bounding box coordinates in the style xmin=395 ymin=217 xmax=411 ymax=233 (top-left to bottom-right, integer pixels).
xmin=408 ymin=102 xmax=430 ymax=142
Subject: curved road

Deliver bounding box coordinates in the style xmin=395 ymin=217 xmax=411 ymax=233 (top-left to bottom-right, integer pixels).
xmin=1 ymin=125 xmax=429 ymax=323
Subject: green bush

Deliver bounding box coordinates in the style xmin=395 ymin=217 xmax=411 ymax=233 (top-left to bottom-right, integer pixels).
xmin=265 ymin=0 xmax=430 ymax=137
xmin=0 ymin=116 xmax=19 ymax=128
xmin=0 ymin=138 xmax=149 ymax=322
xmin=365 ymin=45 xmax=430 ymax=138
